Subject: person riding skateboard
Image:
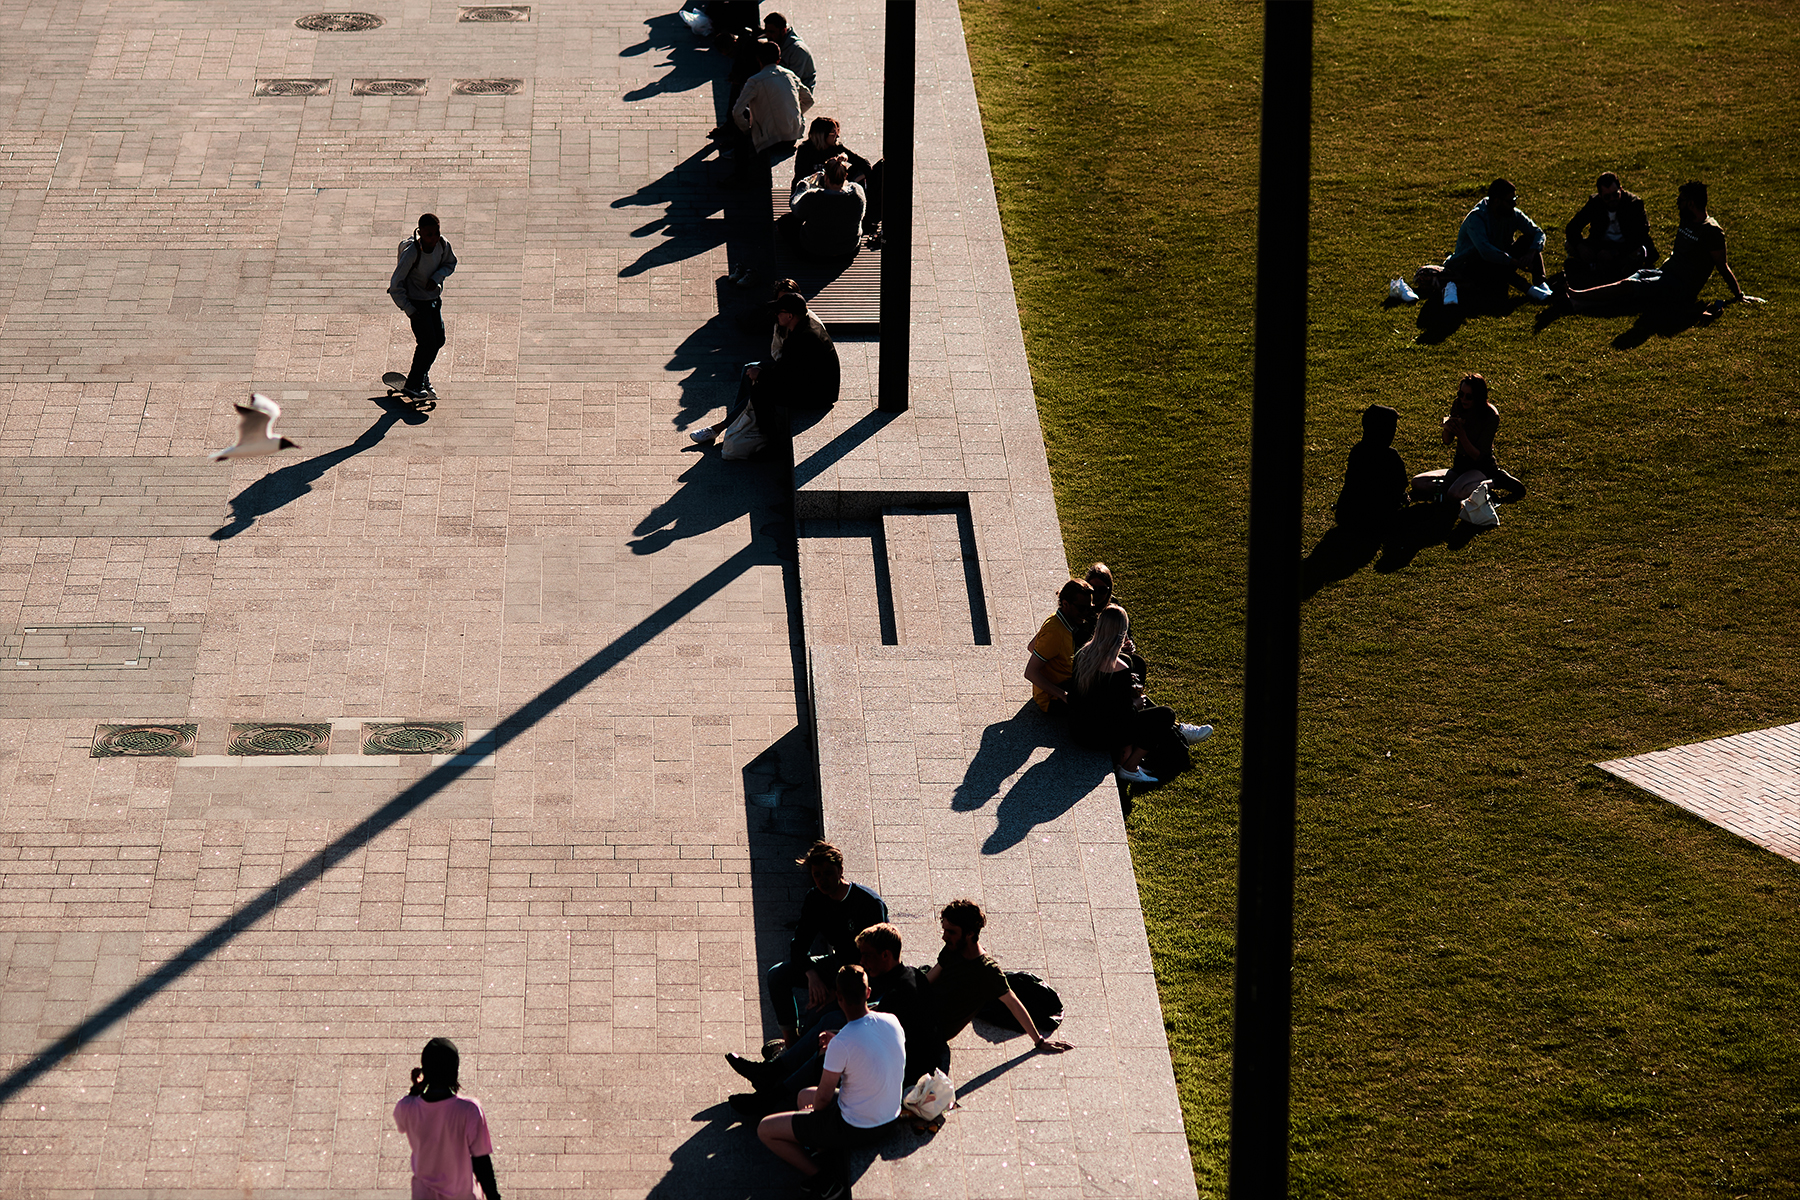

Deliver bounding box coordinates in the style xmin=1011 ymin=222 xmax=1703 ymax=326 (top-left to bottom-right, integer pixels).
xmin=388 ymin=213 xmax=457 ymax=400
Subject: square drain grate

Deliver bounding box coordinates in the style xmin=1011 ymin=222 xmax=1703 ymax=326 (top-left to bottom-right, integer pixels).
xmin=458 ymin=5 xmax=530 ymax=20
xmin=229 ymin=723 xmax=333 ymax=756
xmin=4 ymin=624 xmax=147 ymax=670
xmin=352 ymin=78 xmax=428 ymax=96
xmin=92 ymin=723 xmax=197 ymax=758
xmin=254 ymin=78 xmax=333 ymax=97
xmin=362 ymin=721 xmax=465 ymax=755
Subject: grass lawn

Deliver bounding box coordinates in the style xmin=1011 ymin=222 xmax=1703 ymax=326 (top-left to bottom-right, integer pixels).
xmin=957 ymin=1 xmax=1800 ymax=1195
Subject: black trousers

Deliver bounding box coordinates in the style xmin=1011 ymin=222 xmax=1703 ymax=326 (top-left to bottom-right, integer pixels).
xmin=407 ymin=303 xmax=445 ymax=387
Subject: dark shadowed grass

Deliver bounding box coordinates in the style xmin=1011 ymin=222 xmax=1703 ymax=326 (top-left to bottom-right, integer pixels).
xmin=958 ymin=1 xmax=1800 ymax=1195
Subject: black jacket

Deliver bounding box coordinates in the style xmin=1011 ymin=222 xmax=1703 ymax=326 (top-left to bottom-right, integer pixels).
xmin=1564 ymin=189 xmax=1657 ymax=261
xmin=870 ymin=964 xmax=946 ymax=1084
xmin=757 ymin=319 xmax=840 ymax=409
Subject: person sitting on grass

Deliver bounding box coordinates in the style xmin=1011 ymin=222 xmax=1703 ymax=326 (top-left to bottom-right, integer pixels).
xmin=1067 ymin=605 xmax=1212 ymax=786
xmin=1563 ymin=180 xmax=1761 ymax=319
xmin=1442 ymin=178 xmax=1554 ymax=305
xmin=1333 ymin=404 xmax=1408 ymax=537
xmin=755 ymin=964 xmax=905 ymax=1200
xmin=1409 ymin=373 xmax=1526 ymax=508
xmin=1563 ymin=171 xmax=1657 ymax=286
xmin=1023 ymin=578 xmax=1094 ymax=717
xmin=781 ymin=156 xmax=866 ymax=258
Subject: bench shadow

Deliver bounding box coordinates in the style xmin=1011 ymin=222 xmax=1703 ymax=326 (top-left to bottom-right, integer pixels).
xmin=210 ymin=396 xmax=427 ymax=540
xmin=621 ymin=13 xmax=713 ymax=101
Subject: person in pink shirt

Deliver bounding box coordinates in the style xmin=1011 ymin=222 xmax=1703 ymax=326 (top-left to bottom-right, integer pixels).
xmin=393 ymin=1037 xmax=501 ymax=1200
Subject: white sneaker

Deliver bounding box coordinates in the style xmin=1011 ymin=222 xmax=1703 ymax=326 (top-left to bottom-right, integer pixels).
xmin=1178 ymin=723 xmax=1214 ymax=745
xmin=1441 ymin=281 xmax=1460 ymax=306
xmin=1117 ymin=766 xmax=1159 ymax=785
xmin=688 ymin=425 xmax=717 ymax=444
xmin=1526 ymin=281 xmax=1554 ymax=302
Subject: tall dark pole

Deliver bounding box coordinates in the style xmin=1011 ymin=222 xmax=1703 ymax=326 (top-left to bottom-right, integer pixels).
xmin=1229 ymin=4 xmax=1312 ymax=1198
xmin=877 ymin=0 xmax=914 ymax=412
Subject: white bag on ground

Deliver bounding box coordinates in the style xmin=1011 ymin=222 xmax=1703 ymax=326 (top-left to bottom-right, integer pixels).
xmin=678 ymin=8 xmax=713 ymax=37
xmin=902 ymin=1069 xmax=955 ymax=1121
xmin=719 ymin=401 xmax=767 ymax=460
xmin=1459 ymin=479 xmax=1499 ymax=527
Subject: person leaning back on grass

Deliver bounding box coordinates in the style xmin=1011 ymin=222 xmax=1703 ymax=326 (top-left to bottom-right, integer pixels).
xmin=1563 ymin=180 xmax=1762 ymax=318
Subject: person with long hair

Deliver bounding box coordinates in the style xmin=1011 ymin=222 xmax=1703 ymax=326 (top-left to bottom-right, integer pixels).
xmin=1068 ymin=605 xmax=1212 ymax=785
xmin=393 ymin=1037 xmax=500 ymax=1200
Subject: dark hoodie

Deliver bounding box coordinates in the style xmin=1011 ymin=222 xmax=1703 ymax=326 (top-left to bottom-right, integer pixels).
xmin=1334 ymin=405 xmax=1407 ymax=532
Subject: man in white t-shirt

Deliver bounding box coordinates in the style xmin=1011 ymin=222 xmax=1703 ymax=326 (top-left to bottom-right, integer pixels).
xmin=756 ymin=964 xmax=903 ymax=1200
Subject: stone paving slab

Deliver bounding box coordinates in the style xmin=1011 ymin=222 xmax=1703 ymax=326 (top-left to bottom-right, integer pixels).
xmin=0 ymin=0 xmax=1197 ymax=1196
xmin=1598 ymin=722 xmax=1800 ymax=862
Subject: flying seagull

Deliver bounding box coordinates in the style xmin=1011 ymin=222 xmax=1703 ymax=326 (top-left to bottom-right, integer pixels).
xmin=209 ymin=393 xmax=299 ymax=461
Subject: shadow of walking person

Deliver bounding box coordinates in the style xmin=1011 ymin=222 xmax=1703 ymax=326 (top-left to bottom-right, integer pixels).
xmin=210 ymin=397 xmax=427 ymax=540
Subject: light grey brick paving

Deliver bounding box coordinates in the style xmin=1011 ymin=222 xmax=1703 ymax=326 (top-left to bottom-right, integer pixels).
xmin=1598 ymin=723 xmax=1800 ymax=862
xmin=0 ymin=0 xmax=1196 ymax=1196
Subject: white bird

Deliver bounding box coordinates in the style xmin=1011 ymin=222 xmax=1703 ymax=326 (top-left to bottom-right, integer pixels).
xmin=208 ymin=393 xmax=299 ymax=461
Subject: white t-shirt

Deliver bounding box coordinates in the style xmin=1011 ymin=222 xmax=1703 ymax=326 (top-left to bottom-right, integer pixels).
xmin=821 ymin=1011 xmax=905 ymax=1128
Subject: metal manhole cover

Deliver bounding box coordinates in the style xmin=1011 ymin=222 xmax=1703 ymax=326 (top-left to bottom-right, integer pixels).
xmin=254 ymin=78 xmax=333 ymax=96
xmin=296 ymin=12 xmax=386 ymax=31
xmin=452 ymin=78 xmax=524 ymax=95
xmin=457 ymin=5 xmax=529 ymax=21
xmin=92 ymin=723 xmax=197 ymax=758
xmin=362 ymin=721 xmax=465 ymax=755
xmin=229 ymin=722 xmax=333 ymax=756
xmin=352 ymin=78 xmax=428 ymax=96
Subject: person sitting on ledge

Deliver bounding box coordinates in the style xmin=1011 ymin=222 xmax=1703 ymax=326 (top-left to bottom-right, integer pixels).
xmin=1333 ymin=404 xmax=1408 ymax=537
xmin=1409 ymin=373 xmax=1526 ymax=508
xmin=755 ymin=965 xmax=904 ymax=1200
xmin=732 ymin=39 xmax=813 ymax=169
xmin=1441 ymin=178 xmax=1554 ymax=305
xmin=1023 ymin=578 xmax=1093 ymax=717
xmin=1067 ymin=605 xmax=1212 ymax=786
xmin=762 ymin=841 xmax=888 ymax=1047
xmin=690 ymin=293 xmax=838 ymax=447
xmin=1563 ymin=180 xmax=1760 ymax=318
xmin=781 ymin=156 xmax=866 ymax=258
xmin=929 ymin=899 xmax=1073 ymax=1052
xmin=792 ymin=119 xmax=883 ymax=239
xmin=1563 ymin=171 xmax=1656 ymax=286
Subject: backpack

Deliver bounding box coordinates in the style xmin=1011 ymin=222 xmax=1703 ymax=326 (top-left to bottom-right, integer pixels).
xmin=977 ymin=972 xmax=1063 ymax=1034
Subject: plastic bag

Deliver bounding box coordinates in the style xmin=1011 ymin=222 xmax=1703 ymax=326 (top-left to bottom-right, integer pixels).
xmin=1459 ymin=479 xmax=1499 ymax=528
xmin=678 ymin=8 xmax=714 ymax=37
xmin=719 ymin=401 xmax=767 ymax=460
xmin=902 ymin=1069 xmax=955 ymax=1122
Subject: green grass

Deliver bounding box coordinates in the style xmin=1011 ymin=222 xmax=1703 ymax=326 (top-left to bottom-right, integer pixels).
xmin=957 ymin=1 xmax=1800 ymax=1195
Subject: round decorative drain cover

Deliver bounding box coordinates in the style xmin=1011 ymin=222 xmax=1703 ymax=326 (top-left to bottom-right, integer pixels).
xmin=452 ymin=78 xmax=524 ymax=95
xmin=92 ymin=723 xmax=197 ymax=758
xmin=362 ymin=721 xmax=465 ymax=755
xmin=229 ymin=722 xmax=333 ymax=756
xmin=255 ymin=78 xmax=332 ymax=96
xmin=457 ymin=5 xmax=530 ymax=20
xmin=296 ymin=12 xmax=386 ymax=31
xmin=352 ymin=78 xmax=428 ymax=95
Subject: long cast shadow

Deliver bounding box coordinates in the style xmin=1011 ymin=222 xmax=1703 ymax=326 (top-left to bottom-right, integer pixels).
xmin=0 ymin=542 xmax=763 ymax=1108
xmin=793 ymin=409 xmax=897 ymax=488
xmin=613 ymin=147 xmax=733 ymax=278
xmin=211 ymin=397 xmax=426 ymax=539
xmin=949 ymin=703 xmax=1113 ymax=856
xmin=621 ymin=12 xmax=714 ymax=101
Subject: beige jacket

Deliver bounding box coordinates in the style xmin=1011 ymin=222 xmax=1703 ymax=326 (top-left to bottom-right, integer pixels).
xmin=733 ymin=65 xmax=814 ymax=152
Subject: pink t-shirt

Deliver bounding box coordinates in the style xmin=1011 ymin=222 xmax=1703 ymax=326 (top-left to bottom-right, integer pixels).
xmin=394 ymin=1094 xmax=494 ymax=1200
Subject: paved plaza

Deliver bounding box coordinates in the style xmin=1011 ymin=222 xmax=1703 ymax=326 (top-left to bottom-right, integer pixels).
xmin=1599 ymin=722 xmax=1800 ymax=865
xmin=0 ymin=1 xmax=1196 ymax=1197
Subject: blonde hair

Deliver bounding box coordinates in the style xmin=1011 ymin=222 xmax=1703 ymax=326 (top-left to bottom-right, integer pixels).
xmin=1072 ymin=605 xmax=1129 ymax=697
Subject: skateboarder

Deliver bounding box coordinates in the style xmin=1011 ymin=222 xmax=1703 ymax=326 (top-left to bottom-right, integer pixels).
xmin=387 ymin=213 xmax=457 ymax=400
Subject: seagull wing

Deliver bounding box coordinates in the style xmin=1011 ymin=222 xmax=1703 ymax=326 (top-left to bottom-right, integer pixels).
xmin=233 ymin=393 xmax=280 ymax=443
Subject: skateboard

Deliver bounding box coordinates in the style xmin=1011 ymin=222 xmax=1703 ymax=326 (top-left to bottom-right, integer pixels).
xmin=382 ymin=371 xmax=437 ymax=411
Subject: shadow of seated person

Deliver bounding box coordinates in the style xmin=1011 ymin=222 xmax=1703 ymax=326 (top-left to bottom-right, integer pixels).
xmin=778 ymin=155 xmax=867 ymax=258
xmin=1302 ymin=404 xmax=1408 ymax=597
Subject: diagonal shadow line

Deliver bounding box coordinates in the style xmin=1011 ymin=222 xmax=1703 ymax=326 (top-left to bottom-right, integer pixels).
xmin=0 ymin=543 xmax=762 ymax=1109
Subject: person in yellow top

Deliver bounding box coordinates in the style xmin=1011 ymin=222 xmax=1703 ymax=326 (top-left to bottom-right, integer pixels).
xmin=1024 ymin=579 xmax=1094 ymax=714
